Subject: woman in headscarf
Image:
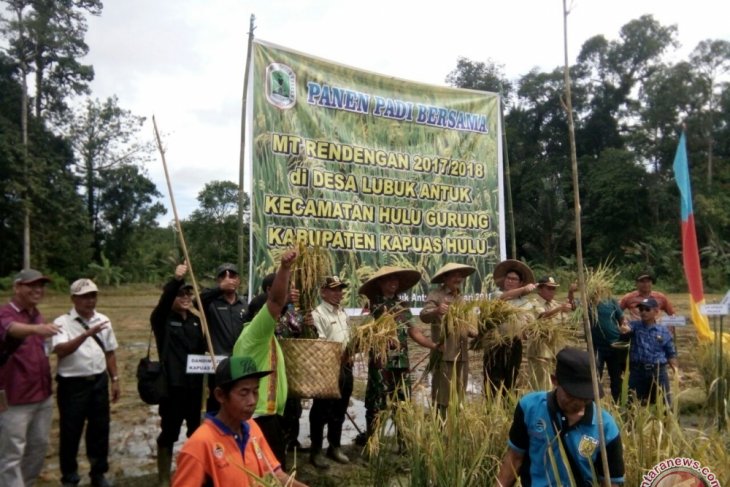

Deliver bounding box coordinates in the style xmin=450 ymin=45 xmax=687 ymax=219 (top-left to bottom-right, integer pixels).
xmin=420 ymin=263 xmax=476 ymax=411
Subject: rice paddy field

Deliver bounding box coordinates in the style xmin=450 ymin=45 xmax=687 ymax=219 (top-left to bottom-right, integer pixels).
xmin=19 ymin=285 xmax=729 ymax=486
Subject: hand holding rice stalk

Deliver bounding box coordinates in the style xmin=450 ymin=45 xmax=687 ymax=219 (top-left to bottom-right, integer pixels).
xmin=443 ymin=299 xmax=478 ymax=338
xmin=349 ymin=309 xmax=404 ymax=364
xmin=571 ymin=262 xmax=619 ymax=327
xmin=471 ymin=299 xmax=531 ymax=351
xmin=291 ymin=240 xmax=333 ymax=339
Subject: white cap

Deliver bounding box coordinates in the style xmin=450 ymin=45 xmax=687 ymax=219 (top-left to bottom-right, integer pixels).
xmin=70 ymin=278 xmax=99 ymax=295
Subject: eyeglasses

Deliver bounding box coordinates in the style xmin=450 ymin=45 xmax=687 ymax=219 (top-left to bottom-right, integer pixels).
xmin=504 ymin=276 xmax=521 ymax=282
xmin=177 ymin=292 xmax=193 ymax=298
xmin=638 ymin=306 xmax=652 ymax=312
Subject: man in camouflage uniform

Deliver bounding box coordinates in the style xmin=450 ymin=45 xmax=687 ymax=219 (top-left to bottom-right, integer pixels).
xmin=355 ymin=266 xmax=438 ymax=445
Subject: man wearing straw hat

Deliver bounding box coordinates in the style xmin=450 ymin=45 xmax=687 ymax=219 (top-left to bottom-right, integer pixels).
xmin=496 ymin=347 xmax=625 ymax=487
xmin=308 ymin=276 xmax=352 ymax=468
xmin=356 ymin=266 xmax=438 ymax=446
xmin=486 ymin=259 xmax=536 ymax=395
xmin=232 ymin=249 xmax=297 ymax=470
xmin=420 ymin=262 xmax=476 ymax=411
xmin=172 ymin=356 xmax=308 ymax=487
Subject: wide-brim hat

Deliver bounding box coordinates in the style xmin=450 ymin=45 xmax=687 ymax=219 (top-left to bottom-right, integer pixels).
xmin=430 ymin=263 xmax=476 ymax=284
xmin=493 ymin=259 xmax=535 ymax=287
xmin=358 ymin=266 xmax=421 ymax=298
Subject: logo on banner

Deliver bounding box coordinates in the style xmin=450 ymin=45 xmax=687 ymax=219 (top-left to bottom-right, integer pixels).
xmin=266 ymin=63 xmax=296 ymax=109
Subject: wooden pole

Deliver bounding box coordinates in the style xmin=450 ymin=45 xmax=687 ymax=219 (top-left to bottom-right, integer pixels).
xmin=238 ymin=15 xmax=256 ymax=296
xmin=500 ymin=95 xmax=517 ymax=259
xmin=561 ymin=1 xmax=611 ymax=484
xmin=152 ymin=116 xmax=217 ymax=368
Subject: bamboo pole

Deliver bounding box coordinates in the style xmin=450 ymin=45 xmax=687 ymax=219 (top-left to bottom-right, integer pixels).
xmin=152 ymin=116 xmax=217 ymax=368
xmin=238 ymin=15 xmax=256 ymax=294
xmin=500 ymin=95 xmax=517 ymax=260
xmin=561 ymin=1 xmax=611 ymax=484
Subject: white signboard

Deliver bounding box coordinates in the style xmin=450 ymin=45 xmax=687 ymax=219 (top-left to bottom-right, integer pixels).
xmin=186 ymin=354 xmax=228 ymax=374
xmin=660 ymin=315 xmax=687 ymax=327
xmin=721 ymin=290 xmax=730 ymax=306
xmin=701 ymin=303 xmax=729 ymax=316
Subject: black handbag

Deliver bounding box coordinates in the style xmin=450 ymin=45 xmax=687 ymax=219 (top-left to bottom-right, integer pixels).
xmin=136 ymin=329 xmax=168 ymax=405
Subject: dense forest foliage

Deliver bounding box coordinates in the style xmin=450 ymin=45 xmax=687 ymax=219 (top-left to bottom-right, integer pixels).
xmin=1 ymin=4 xmax=728 ymax=292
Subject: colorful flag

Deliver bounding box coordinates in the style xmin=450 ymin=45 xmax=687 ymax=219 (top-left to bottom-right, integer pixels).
xmin=673 ymin=132 xmax=712 ymax=341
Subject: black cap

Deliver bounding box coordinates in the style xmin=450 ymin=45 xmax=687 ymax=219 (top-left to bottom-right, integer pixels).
xmin=215 ymin=356 xmax=272 ymax=387
xmin=555 ymin=347 xmax=602 ymax=400
xmin=636 ymin=273 xmax=654 ymax=282
xmin=639 ymin=297 xmax=659 ymax=309
xmin=216 ymin=263 xmax=239 ymax=278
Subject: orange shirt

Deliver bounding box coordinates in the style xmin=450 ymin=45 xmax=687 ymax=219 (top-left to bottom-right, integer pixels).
xmin=619 ymin=290 xmax=676 ymax=322
xmin=173 ymin=417 xmax=281 ymax=487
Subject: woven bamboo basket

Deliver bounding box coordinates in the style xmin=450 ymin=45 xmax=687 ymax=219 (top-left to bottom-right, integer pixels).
xmin=280 ymin=338 xmax=341 ymax=399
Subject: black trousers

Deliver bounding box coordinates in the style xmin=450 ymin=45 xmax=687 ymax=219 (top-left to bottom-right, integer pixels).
xmin=596 ymin=347 xmax=628 ymax=402
xmin=254 ymin=414 xmax=288 ymax=471
xmin=282 ymin=397 xmax=302 ymax=449
xmin=483 ymin=339 xmax=522 ymax=395
xmin=309 ymin=364 xmax=354 ymax=451
xmin=56 ymin=373 xmax=110 ymax=483
xmin=157 ymin=385 xmax=203 ymax=448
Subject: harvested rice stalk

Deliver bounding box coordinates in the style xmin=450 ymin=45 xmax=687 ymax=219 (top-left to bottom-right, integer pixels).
xmin=583 ymin=262 xmax=619 ymax=305
xmin=291 ymin=240 xmax=332 ymax=313
xmin=349 ymin=310 xmax=403 ymax=364
xmin=443 ymin=299 xmax=478 ymax=339
xmin=471 ymin=299 xmax=531 ymax=351
xmin=523 ymin=315 xmax=574 ymax=350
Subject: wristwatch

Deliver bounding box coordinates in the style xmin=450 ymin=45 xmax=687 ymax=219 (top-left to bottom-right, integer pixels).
xmin=111 ymin=376 xmax=119 ymax=382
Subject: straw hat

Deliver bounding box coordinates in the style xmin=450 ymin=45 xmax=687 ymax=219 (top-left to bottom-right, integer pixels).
xmin=358 ymin=266 xmax=422 ymax=298
xmin=492 ymin=259 xmax=535 ymax=287
xmin=430 ymin=263 xmax=476 ymax=284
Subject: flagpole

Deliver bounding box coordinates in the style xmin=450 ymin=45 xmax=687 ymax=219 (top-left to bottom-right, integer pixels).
xmin=238 ymin=14 xmax=256 ymax=297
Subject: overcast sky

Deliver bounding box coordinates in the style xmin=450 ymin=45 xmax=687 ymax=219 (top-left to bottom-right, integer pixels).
xmin=83 ymin=0 xmax=729 ymax=222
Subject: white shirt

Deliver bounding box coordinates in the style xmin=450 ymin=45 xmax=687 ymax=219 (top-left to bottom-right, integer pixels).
xmin=312 ymin=301 xmax=350 ymax=350
xmin=52 ymin=308 xmax=118 ymax=377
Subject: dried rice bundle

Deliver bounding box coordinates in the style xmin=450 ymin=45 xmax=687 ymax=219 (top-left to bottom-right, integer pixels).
xmin=471 ymin=299 xmax=531 ymax=351
xmin=443 ymin=299 xmax=478 ymax=339
xmin=523 ymin=315 xmax=574 ymax=350
xmin=584 ymin=262 xmax=619 ymax=305
xmin=292 ymin=240 xmax=332 ymax=312
xmin=349 ymin=310 xmax=402 ymax=363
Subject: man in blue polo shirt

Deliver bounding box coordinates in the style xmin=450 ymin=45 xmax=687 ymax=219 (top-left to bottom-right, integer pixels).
xmin=496 ymin=347 xmax=625 ymax=487
xmin=618 ymin=297 xmax=678 ymax=405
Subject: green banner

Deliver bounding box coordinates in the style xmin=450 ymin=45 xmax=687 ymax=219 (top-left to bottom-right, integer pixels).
xmin=248 ymin=40 xmax=504 ymax=307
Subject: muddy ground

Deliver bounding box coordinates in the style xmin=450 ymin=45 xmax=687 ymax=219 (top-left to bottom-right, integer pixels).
xmin=28 ymin=286 xmax=714 ymax=486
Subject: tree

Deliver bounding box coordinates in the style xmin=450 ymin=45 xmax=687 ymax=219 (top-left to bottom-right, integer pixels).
xmin=95 ymin=164 xmax=166 ymax=271
xmin=67 ymin=96 xmax=151 ymax=259
xmin=183 ymin=181 xmax=250 ymax=277
xmin=445 ymin=57 xmax=512 ymax=101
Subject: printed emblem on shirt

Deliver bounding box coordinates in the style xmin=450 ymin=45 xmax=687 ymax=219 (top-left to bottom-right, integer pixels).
xmin=213 ymin=442 xmax=225 ymax=459
xmin=578 ymin=435 xmax=598 ymax=458
xmin=535 ymin=418 xmax=547 ymax=433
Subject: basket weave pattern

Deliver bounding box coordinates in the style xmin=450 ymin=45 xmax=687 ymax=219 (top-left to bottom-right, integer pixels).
xmin=280 ymin=338 xmax=341 ymax=399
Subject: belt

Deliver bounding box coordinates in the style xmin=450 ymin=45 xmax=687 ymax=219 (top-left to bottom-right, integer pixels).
xmin=630 ymin=362 xmax=666 ymax=370
xmin=56 ymin=372 xmax=106 ymax=382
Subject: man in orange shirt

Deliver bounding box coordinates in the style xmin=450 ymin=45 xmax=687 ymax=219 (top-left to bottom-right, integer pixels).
xmin=620 ymin=273 xmax=675 ymax=322
xmin=172 ymin=355 xmax=308 ymax=487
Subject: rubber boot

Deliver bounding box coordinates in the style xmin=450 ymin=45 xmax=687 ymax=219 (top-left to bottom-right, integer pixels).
xmin=157 ymin=446 xmax=173 ymax=487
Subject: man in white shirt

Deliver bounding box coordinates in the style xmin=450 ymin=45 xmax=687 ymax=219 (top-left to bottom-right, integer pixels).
xmin=308 ymin=276 xmax=352 ymax=469
xmin=52 ymin=279 xmax=119 ymax=487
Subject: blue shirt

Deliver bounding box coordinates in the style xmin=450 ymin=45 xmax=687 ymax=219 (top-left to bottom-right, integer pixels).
xmin=507 ymin=391 xmax=625 ymax=486
xmin=623 ymin=320 xmax=676 ymax=365
xmin=208 ymin=413 xmax=251 ymax=456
